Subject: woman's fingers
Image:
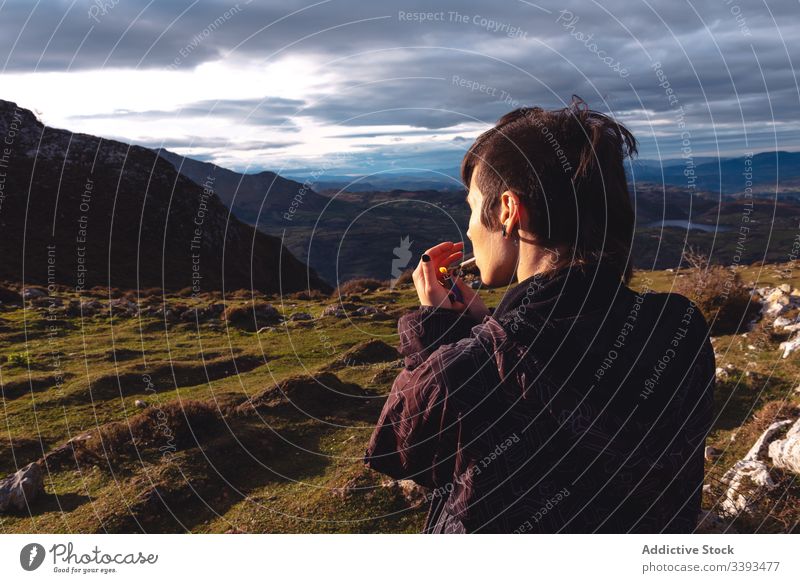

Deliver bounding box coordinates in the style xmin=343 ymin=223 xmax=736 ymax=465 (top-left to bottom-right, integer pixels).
xmin=423 ymin=241 xmax=464 ymax=263
xmin=442 ymin=250 xmax=463 ymax=267
xmin=414 ymin=241 xmax=466 ymax=309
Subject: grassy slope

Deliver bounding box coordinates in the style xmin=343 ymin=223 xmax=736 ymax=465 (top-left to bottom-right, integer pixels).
xmin=1 ymin=263 xmax=799 ymax=533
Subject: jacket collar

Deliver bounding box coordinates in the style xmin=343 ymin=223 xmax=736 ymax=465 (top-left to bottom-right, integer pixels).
xmin=492 ymin=260 xmax=626 ymax=325
xmin=472 ymin=260 xmax=629 ymax=384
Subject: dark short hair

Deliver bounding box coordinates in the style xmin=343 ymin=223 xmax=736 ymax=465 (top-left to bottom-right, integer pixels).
xmin=460 ymin=95 xmax=637 ymax=284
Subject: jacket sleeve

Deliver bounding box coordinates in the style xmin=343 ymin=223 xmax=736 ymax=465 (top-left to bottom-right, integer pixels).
xmin=363 ymin=306 xmax=480 ymax=489
xmin=396 ymin=305 xmax=483 ymax=371
xmin=363 ymin=352 xmax=458 ymax=489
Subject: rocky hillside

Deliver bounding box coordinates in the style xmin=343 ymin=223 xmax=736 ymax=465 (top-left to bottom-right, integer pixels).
xmin=0 ymin=100 xmax=331 ymax=294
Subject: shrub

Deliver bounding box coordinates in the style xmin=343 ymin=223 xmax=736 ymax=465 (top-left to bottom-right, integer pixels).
xmin=334 ymin=278 xmax=389 ymax=297
xmin=289 ymin=289 xmax=327 ymax=300
xmin=673 ymin=249 xmax=759 ymax=336
xmin=393 ymin=268 xmax=415 ymax=287
xmin=221 ymin=302 xmax=281 ymax=331
xmin=6 ymin=351 xmax=32 ymax=367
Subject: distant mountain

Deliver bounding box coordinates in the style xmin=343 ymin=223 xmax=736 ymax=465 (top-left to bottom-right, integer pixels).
xmin=0 ymin=100 xmax=331 ymax=293
xmin=154 ymin=146 xmax=800 ymax=281
xmin=628 ymin=151 xmax=800 ymax=196
xmin=285 ymin=170 xmax=463 ymax=193
xmin=155 ymin=148 xmax=331 ymax=221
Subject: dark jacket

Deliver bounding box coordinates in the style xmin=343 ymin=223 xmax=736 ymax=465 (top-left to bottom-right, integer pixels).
xmin=363 ymin=261 xmax=716 ymax=533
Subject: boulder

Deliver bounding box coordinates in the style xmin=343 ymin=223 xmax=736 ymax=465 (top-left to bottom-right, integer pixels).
xmin=21 ymin=287 xmax=47 ymax=300
xmin=289 ymin=312 xmax=313 ymax=321
xmin=321 ymin=304 xmax=347 ymax=318
xmin=779 ymin=333 xmax=800 ymax=359
xmin=718 ymin=419 xmax=793 ymax=517
xmin=768 ymin=418 xmax=800 ymax=475
xmin=0 ymin=461 xmax=44 ymax=513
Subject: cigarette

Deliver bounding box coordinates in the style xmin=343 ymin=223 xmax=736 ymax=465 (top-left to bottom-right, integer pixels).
xmin=459 ymin=255 xmax=476 ymax=268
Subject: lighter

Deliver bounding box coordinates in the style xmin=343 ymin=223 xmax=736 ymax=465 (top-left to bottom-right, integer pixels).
xmin=438 ymin=265 xmax=464 ymax=304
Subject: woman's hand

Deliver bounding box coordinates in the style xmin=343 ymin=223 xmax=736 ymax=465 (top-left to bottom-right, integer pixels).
xmin=412 ymin=241 xmax=490 ymax=320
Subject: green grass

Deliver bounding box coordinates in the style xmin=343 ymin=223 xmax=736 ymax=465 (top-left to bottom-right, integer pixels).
xmin=1 ymin=262 xmax=799 ymax=533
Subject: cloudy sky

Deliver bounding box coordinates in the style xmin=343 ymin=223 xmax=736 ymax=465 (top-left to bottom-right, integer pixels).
xmin=0 ymin=0 xmax=797 ymax=175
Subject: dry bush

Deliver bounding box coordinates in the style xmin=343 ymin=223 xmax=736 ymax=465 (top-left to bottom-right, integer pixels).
xmin=221 ymin=302 xmax=281 ymax=331
xmin=674 ymin=249 xmax=759 ymax=335
xmin=393 ymin=268 xmax=415 ymax=287
xmin=747 ymin=317 xmax=791 ymax=350
xmin=288 ymin=288 xmax=327 ymax=300
xmin=334 ymin=278 xmax=389 ymax=297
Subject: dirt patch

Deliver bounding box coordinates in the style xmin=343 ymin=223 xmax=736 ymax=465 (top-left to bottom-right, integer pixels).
xmin=1 ymin=374 xmax=73 ymax=401
xmin=237 ymin=372 xmax=369 ymax=416
xmin=58 ymin=355 xmax=263 ymax=405
xmin=0 ymin=436 xmax=51 ymax=475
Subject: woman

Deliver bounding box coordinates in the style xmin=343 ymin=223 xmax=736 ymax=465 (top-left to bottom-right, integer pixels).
xmin=363 ymin=96 xmax=716 ymax=533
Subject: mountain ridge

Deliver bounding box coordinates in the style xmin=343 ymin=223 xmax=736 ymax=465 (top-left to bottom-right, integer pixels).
xmin=0 ymin=99 xmax=331 ymax=294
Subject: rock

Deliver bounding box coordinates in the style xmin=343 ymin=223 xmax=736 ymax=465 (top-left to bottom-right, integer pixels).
xmin=768 ymin=417 xmax=800 ymax=475
xmin=396 ymin=479 xmax=429 ymax=506
xmin=22 ymin=287 xmax=47 ymax=300
xmin=779 ymin=333 xmax=800 ymax=358
xmin=134 ymin=399 xmax=148 ymax=409
xmin=109 ymin=298 xmax=138 ymax=316
xmin=289 ymin=312 xmax=313 ymax=321
xmin=321 ymin=305 xmax=347 ymax=318
xmin=718 ymin=419 xmax=793 ymax=517
xmin=79 ymin=299 xmax=103 ymax=315
xmin=720 ymin=460 xmax=776 ymax=517
xmin=0 ymin=462 xmax=44 ymax=513
xmin=705 ymin=446 xmax=721 ymax=461
xmin=354 ymin=306 xmax=378 ymax=316
xmin=65 ymin=301 xmax=82 ymax=317
xmin=381 ymin=479 xmax=429 ymax=507
xmin=760 ymin=285 xmax=800 ymax=318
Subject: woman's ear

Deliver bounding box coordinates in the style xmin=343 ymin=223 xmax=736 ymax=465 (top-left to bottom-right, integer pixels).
xmin=499 ymin=190 xmax=522 ymax=233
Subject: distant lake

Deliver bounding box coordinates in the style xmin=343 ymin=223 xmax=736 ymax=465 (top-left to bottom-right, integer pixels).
xmin=643 ymin=219 xmax=733 ymax=233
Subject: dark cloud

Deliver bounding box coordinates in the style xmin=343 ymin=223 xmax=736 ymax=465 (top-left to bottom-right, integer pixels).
xmin=1 ymin=0 xmax=797 ymax=169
